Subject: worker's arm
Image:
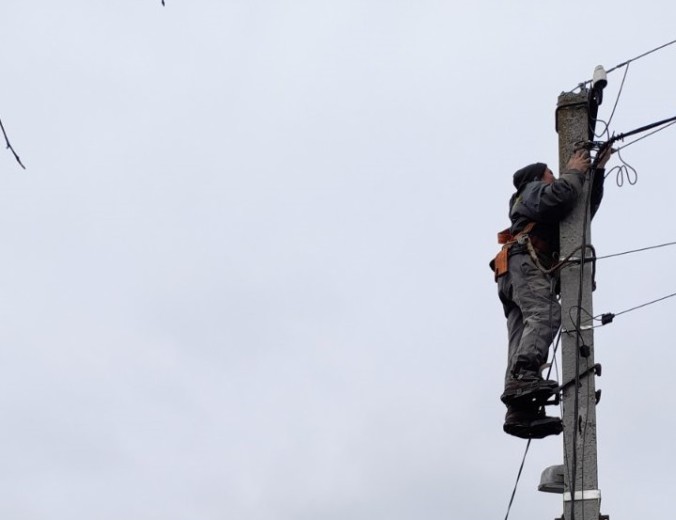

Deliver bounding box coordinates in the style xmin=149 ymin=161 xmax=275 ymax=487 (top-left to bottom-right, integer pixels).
xmin=522 ymin=150 xmax=590 ymax=222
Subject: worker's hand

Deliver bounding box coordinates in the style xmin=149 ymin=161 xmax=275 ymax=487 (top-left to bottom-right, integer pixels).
xmin=596 ymin=146 xmax=613 ymax=169
xmin=567 ymin=149 xmax=591 ymax=173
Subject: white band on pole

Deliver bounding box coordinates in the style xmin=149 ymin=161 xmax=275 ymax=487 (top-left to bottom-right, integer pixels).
xmin=563 ymin=489 xmax=601 ymax=502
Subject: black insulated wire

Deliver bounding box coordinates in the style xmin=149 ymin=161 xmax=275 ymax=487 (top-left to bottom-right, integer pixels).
xmin=615 ymin=119 xmax=676 ymax=152
xmin=503 ymin=440 xmax=532 ymax=520
xmin=612 ymin=114 xmax=676 ymax=143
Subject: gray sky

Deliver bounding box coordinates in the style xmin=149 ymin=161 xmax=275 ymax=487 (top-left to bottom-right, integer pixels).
xmin=1 ymin=1 xmax=675 ymax=519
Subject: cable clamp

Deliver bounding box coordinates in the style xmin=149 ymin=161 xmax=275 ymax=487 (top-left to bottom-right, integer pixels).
xmin=561 ymin=325 xmax=593 ymax=334
xmin=563 ymin=489 xmax=601 ymax=502
xmin=566 ymin=257 xmax=597 ymax=264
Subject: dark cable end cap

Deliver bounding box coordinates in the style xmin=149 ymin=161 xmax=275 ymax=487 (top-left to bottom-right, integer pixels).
xmin=601 ymin=313 xmax=615 ymax=325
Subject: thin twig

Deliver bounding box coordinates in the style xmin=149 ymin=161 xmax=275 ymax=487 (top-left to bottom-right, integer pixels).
xmin=0 ymin=116 xmax=26 ymax=170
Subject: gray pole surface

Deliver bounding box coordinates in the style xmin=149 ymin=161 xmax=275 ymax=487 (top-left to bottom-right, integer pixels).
xmin=556 ymin=90 xmax=601 ymax=520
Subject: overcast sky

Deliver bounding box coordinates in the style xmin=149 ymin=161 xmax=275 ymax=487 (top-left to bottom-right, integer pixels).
xmin=1 ymin=1 xmax=675 ymax=519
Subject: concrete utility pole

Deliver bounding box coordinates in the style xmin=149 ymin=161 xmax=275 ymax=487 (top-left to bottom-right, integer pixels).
xmin=555 ymin=89 xmax=603 ymax=520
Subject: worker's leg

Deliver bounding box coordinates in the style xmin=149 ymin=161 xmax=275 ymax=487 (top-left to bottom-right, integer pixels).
xmin=499 ymin=255 xmax=562 ymax=438
xmin=498 ymin=272 xmax=525 ymax=386
xmin=508 ymin=255 xmax=561 ymax=377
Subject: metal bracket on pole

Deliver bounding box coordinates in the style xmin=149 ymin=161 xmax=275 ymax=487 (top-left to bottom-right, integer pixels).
xmin=561 ymin=325 xmax=594 ymax=334
xmin=555 ymin=363 xmax=601 ymax=394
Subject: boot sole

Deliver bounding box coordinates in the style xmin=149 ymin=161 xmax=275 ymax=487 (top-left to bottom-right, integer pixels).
xmin=503 ymin=417 xmax=563 ymax=439
xmin=501 ymin=382 xmax=558 ymax=406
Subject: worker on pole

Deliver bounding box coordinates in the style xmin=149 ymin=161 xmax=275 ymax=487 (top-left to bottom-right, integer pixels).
xmin=491 ymin=147 xmax=611 ymax=439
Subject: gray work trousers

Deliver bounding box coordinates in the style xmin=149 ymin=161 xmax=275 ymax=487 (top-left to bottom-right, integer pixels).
xmin=498 ymin=252 xmax=561 ymax=387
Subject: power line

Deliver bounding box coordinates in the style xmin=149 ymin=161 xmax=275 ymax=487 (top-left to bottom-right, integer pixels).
xmin=593 ymin=240 xmax=676 ymax=261
xmin=615 ymin=119 xmax=676 ymax=152
xmin=569 ymin=38 xmax=676 ymax=92
xmin=607 ymin=38 xmax=676 ymax=74
xmin=596 ymin=291 xmax=676 ymax=325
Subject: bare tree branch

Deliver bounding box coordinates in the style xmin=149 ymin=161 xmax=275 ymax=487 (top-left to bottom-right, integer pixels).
xmin=0 ymin=116 xmax=26 ymax=170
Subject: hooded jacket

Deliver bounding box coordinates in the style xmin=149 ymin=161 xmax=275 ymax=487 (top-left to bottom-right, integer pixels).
xmin=508 ymin=167 xmax=605 ymax=265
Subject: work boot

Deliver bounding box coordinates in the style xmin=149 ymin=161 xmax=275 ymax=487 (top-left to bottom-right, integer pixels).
xmin=503 ymin=405 xmax=562 ymax=439
xmin=501 ymin=375 xmax=558 ymax=406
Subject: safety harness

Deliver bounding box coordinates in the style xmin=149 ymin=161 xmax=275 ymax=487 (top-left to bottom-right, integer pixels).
xmin=491 ymin=222 xmax=535 ymax=281
xmin=492 ymin=221 xmax=565 ymax=283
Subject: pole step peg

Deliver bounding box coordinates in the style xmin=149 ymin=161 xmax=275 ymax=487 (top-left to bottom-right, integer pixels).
xmin=555 ymin=363 xmax=602 ymax=394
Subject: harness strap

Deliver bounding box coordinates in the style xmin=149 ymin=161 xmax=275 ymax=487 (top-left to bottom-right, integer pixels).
xmin=498 ymin=222 xmax=535 ymax=245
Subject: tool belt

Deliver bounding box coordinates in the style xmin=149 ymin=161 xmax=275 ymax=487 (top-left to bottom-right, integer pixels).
xmin=491 ymin=222 xmax=549 ymax=281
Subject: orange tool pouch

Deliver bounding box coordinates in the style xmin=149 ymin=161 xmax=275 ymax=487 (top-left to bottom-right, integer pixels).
xmin=491 ymin=222 xmax=535 ymax=282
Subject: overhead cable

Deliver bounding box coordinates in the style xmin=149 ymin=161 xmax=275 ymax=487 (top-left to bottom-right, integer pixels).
xmin=607 ymin=38 xmax=676 ymax=74
xmin=570 ymin=38 xmax=676 ymax=92
xmin=593 ymin=240 xmax=676 ymax=261
xmin=611 ymin=114 xmax=676 ymax=143
xmin=595 ymin=291 xmax=676 ymax=326
xmin=615 ymin=119 xmax=676 ymax=152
